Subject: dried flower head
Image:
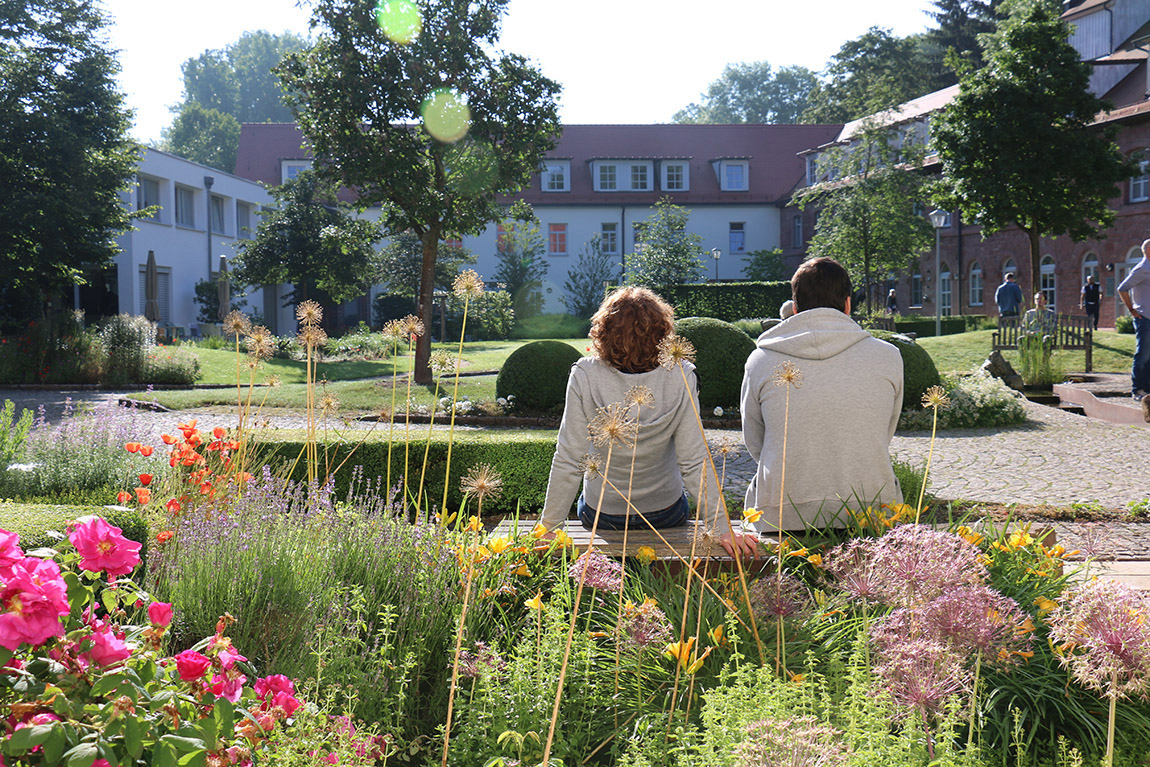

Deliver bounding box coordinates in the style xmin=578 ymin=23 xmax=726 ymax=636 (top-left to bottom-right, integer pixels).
xmin=430 ymin=351 xmax=455 ymax=375
xmin=247 ymin=324 xmax=272 ymax=344
xmin=580 ymin=453 xmax=604 ymax=477
xmin=656 ymin=334 xmax=696 ymax=369
xmin=568 ymin=549 xmax=624 ymax=593
xmin=297 ymin=325 xmax=328 ymax=349
xmin=872 ymin=637 xmax=971 ymax=717
xmin=245 ymin=334 xmax=275 ymax=361
xmin=588 ymin=402 xmax=638 ymax=448
xmin=922 ymin=385 xmax=951 ymax=410
xmin=748 ymin=572 xmax=813 ymax=621
xmin=222 ymin=310 xmax=251 ymax=338
xmin=453 ymin=269 xmax=485 ymax=298
xmin=822 ymin=539 xmax=883 ymax=604
xmin=296 ymin=300 xmax=323 ymax=327
xmin=866 ymin=524 xmax=987 ymax=608
xmin=399 ymin=314 xmax=424 ymax=340
xmin=625 ymin=385 xmax=655 ymax=409
xmin=460 ymin=463 xmax=503 ymax=502
xmin=772 ymin=360 xmax=803 ymax=389
xmin=618 ymin=596 xmax=673 ymax=651
xmin=716 ymin=438 xmax=741 ymax=458
xmin=1047 ymin=578 xmax=1150 ymax=698
xmin=320 ymin=393 xmax=339 ymax=416
xmin=264 ymin=375 xmax=281 ymax=388
xmin=736 ymin=716 xmax=851 ymax=767
xmin=381 ymin=319 xmax=405 ymax=343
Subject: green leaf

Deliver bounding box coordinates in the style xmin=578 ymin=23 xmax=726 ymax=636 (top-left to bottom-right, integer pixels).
xmin=63 ymin=742 xmax=97 ymax=767
xmin=63 ymin=571 xmax=89 ymax=610
xmin=101 ymin=587 xmax=118 ymax=614
xmin=125 ymin=715 xmax=144 ymax=760
xmin=90 ymin=672 xmax=129 ymax=698
xmin=197 ymin=712 xmax=216 ymax=749
xmin=41 ymin=727 xmax=66 ymax=763
xmin=161 ymin=734 xmax=206 ymax=752
xmin=178 ymin=751 xmax=207 ymax=767
xmin=156 ymin=741 xmax=178 ymax=767
xmin=8 ymin=723 xmax=54 ymax=752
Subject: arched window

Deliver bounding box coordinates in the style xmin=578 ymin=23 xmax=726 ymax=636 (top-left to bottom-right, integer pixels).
xmin=940 ymin=264 xmax=952 ymax=316
xmin=1082 ymin=252 xmax=1099 ymax=286
xmin=969 ymin=262 xmax=983 ymax=306
xmin=1002 ymin=258 xmax=1017 ymax=280
xmin=1130 ymin=152 xmax=1149 ymax=203
xmin=1040 ymin=255 xmax=1056 ymax=310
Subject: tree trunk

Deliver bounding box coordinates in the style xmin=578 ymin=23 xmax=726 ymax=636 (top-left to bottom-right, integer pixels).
xmin=415 ymin=227 xmax=439 ymax=384
xmin=1026 ymin=226 xmax=1041 ymax=310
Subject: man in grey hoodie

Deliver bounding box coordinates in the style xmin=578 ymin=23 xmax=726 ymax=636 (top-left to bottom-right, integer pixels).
xmin=740 ymin=257 xmax=904 ymax=533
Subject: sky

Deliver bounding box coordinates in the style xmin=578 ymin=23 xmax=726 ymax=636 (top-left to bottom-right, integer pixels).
xmin=106 ymin=0 xmax=939 ymax=144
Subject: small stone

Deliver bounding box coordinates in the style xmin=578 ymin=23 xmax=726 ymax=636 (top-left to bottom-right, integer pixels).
xmin=982 ymin=350 xmax=1025 ymax=391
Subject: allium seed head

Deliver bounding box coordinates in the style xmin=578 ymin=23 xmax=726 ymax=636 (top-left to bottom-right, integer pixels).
xmin=772 ymin=360 xmax=803 ymax=389
xmin=459 ymin=463 xmax=503 ymax=502
xmin=748 ymin=572 xmax=813 ymax=621
xmin=568 ymin=549 xmax=624 ymax=593
xmin=866 ymin=524 xmax=987 ymax=608
xmin=399 ymin=314 xmax=424 ymax=339
xmin=656 ymin=334 xmax=695 ymax=369
xmin=296 ymin=300 xmax=323 ymax=327
xmin=872 ymin=637 xmax=971 ymax=717
xmin=452 ymin=269 xmax=485 ymax=298
xmin=922 ymin=385 xmax=951 ymax=410
xmin=429 ymin=351 xmax=454 ymax=374
xmin=618 ymin=596 xmax=673 ymax=651
xmin=223 ymin=310 xmax=251 ymax=338
xmin=625 ymin=385 xmax=655 ymax=409
xmin=588 ymin=402 xmax=638 ymax=448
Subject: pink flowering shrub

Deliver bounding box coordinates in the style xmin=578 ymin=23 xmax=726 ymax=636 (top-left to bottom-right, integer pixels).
xmin=0 ymin=520 xmax=303 ymax=766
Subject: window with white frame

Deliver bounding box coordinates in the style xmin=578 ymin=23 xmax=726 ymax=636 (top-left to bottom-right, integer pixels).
xmin=632 ymin=222 xmax=643 ymax=252
xmin=138 ymin=267 xmax=171 ymax=323
xmin=663 ymin=162 xmax=687 ymax=191
xmin=1040 ymin=255 xmax=1056 ymax=309
xmin=792 ymin=214 xmax=803 ymax=248
xmin=175 ymin=186 xmax=195 ymax=228
xmin=597 ymin=163 xmax=617 ymax=191
xmin=1131 ymin=157 xmax=1148 ymax=202
xmin=941 ymin=265 xmax=952 ymax=316
xmin=1002 ymin=258 xmax=1017 ymax=280
xmin=542 ymin=161 xmax=570 ymax=192
xmin=210 ymin=195 xmax=226 ymax=234
xmin=911 ymin=272 xmax=923 ymax=307
xmin=237 ymin=203 xmax=253 ymax=239
xmin=720 ymin=160 xmax=748 ymax=191
xmin=137 ymin=176 xmax=160 ymax=215
xmin=443 ymin=236 xmax=462 ymax=248
xmin=969 ymin=262 xmax=983 ymax=306
xmin=548 ymin=223 xmax=567 ymax=256
xmin=281 ymin=161 xmax=312 ymax=184
xmin=631 ymin=164 xmax=650 ymax=191
xmin=805 ymin=156 xmax=817 ymax=185
xmin=600 ymin=223 xmax=618 ymax=254
xmin=729 ymin=222 xmax=745 ymax=254
xmin=1082 ymin=252 xmax=1099 ymax=285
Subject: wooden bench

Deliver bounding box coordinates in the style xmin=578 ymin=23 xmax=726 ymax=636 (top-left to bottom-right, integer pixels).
xmin=992 ymin=315 xmax=1093 ymax=373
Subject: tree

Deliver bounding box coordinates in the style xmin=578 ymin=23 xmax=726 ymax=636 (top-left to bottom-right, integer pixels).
xmin=278 ymin=0 xmax=561 ymax=383
xmin=161 ymin=103 xmax=241 ymax=170
xmin=233 ymin=170 xmax=382 ymax=310
xmin=0 ymin=0 xmax=138 ymax=322
xmin=794 ymin=127 xmax=932 ymax=313
xmin=164 ymin=31 xmax=306 ymax=168
xmin=802 ymin=27 xmax=939 ymax=123
xmin=930 ymin=0 xmax=1133 ymax=301
xmin=493 ymin=220 xmax=549 ymax=319
xmin=377 ymin=231 xmax=475 ymax=301
xmin=625 ymin=198 xmax=704 ymax=298
xmin=674 ymin=62 xmax=817 ymax=124
xmin=927 ymin=0 xmax=1005 ymax=78
xmin=741 ymin=248 xmax=787 ymax=281
xmin=563 ymin=236 xmax=616 ymax=318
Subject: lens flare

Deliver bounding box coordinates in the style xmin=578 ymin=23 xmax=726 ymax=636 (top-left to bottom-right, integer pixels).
xmin=422 ymin=88 xmax=471 ymax=143
xmin=376 ymin=0 xmax=421 ymax=44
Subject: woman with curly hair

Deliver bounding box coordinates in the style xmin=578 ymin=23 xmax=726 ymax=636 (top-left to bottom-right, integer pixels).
xmin=536 ymin=287 xmax=757 ymax=559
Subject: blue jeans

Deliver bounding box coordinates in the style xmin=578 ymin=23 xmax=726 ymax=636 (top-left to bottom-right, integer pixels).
xmin=577 ymin=493 xmax=689 ymax=531
xmin=1134 ymin=316 xmax=1150 ymax=394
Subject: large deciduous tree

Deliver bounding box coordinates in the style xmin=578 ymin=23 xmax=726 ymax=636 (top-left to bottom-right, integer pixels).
xmin=674 ymin=62 xmax=817 ymax=124
xmin=377 ymin=231 xmax=475 ymax=302
xmin=625 ymin=198 xmax=704 ymax=299
xmin=930 ymin=0 xmax=1132 ymax=300
xmin=795 ymin=126 xmax=932 ymax=313
xmin=162 ymin=103 xmax=241 ymax=172
xmin=278 ymin=0 xmax=560 ymax=382
xmin=233 ymin=171 xmax=382 ymax=311
xmin=0 ymin=0 xmax=138 ymax=322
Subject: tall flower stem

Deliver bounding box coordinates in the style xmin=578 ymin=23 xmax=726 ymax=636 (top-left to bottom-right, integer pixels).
xmin=385 ymin=329 xmax=400 ymax=501
xmin=415 ymin=365 xmax=447 ymax=515
xmin=441 ymin=522 xmax=478 ymax=767
xmin=441 ymin=292 xmax=473 ymax=519
xmin=1106 ymin=672 xmax=1118 ymax=767
xmin=403 ymin=331 xmax=417 ymax=501
xmin=915 ymin=387 xmax=949 ymax=524
xmin=667 ymin=464 xmax=707 ymax=733
xmin=775 ymin=379 xmax=792 ymax=676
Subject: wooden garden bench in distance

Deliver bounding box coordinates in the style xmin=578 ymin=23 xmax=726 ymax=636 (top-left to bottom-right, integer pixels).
xmin=992 ymin=315 xmax=1093 ymax=372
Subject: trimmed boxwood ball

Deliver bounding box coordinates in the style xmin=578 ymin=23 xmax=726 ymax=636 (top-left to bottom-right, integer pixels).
xmin=496 ymin=340 xmax=584 ymax=412
xmin=673 ymin=317 xmax=757 ymax=408
xmin=868 ymin=330 xmax=941 ymax=409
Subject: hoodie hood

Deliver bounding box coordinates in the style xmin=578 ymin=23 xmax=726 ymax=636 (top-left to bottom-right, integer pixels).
xmin=755 ymin=307 xmax=871 ymax=361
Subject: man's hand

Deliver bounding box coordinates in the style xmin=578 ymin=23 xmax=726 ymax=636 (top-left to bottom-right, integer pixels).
xmin=719 ymin=531 xmax=760 ymax=560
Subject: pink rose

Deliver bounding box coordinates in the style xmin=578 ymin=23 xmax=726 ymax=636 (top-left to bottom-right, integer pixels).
xmin=210 ymin=672 xmax=246 ymax=703
xmin=254 ymin=674 xmax=294 ymax=700
xmin=29 ymin=713 xmax=60 ymax=725
xmin=147 ymin=602 xmax=172 ymax=628
xmin=92 ymin=761 xmax=113 ymax=767
xmin=83 ymin=622 xmax=131 ymax=667
xmin=174 ymin=650 xmax=212 ymax=681
xmin=0 ymin=530 xmax=23 ymax=575
xmin=217 ymin=645 xmax=246 ymax=671
xmin=271 ymin=691 xmax=302 ymax=717
xmin=68 ymin=517 xmax=141 ymax=577
xmin=0 ymin=557 xmax=70 ymax=650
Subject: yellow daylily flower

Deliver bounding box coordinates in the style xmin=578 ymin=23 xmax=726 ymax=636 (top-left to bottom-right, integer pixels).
xmin=553 ymin=529 xmax=574 ymax=547
xmin=636 ymin=545 xmax=657 ymax=565
xmin=788 ymin=547 xmax=809 ymax=558
xmin=742 ymin=507 xmax=763 ymax=524
xmin=464 ymin=515 xmax=482 ymax=532
xmin=531 ymin=523 xmax=548 ymax=539
xmin=955 ymin=525 xmax=984 ymax=546
xmin=525 ymin=591 xmax=545 ymax=611
xmin=487 ymin=536 xmax=511 ymax=555
xmin=664 ymin=637 xmax=697 ymax=669
xmin=708 ymin=625 xmax=726 ymax=646
xmin=511 ymin=562 xmax=531 ymax=577
xmin=1007 ymin=530 xmax=1034 ymax=549
xmin=686 ymin=646 xmax=713 ymax=675
xmin=806 ymin=553 xmax=823 ymax=567
xmin=1034 ymin=596 xmax=1058 ymax=613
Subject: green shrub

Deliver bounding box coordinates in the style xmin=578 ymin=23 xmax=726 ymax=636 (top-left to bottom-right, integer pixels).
xmin=141 ymin=345 xmax=202 ymax=385
xmin=0 ymin=399 xmax=33 ymax=468
xmin=99 ymin=313 xmax=157 ymax=384
xmin=666 ymin=281 xmax=792 ymax=323
xmin=0 ymin=313 xmax=104 ymax=385
xmin=0 ymin=501 xmax=147 ymax=559
xmin=509 ymin=313 xmax=591 ymax=339
xmin=674 ymin=317 xmax=756 ymax=408
xmin=732 ymin=318 xmax=769 ymax=338
xmin=891 ymin=317 xmax=966 ymax=337
xmin=324 ymin=323 xmax=392 ymax=359
xmin=868 ymin=329 xmax=941 ymax=408
xmin=1116 ymin=314 xmax=1135 ymax=333
xmin=496 ymin=340 xmax=583 ymax=413
xmin=445 ymin=289 xmax=516 ymax=341
xmin=897 ymin=371 xmax=1026 ymax=431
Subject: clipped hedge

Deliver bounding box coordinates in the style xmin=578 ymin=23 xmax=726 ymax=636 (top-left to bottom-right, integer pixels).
xmin=666 ymin=282 xmax=792 ymax=323
xmin=0 ymin=502 xmax=149 ymax=561
xmin=892 ymin=317 xmax=966 ymax=338
xmin=868 ymin=330 xmax=942 ymax=408
xmin=258 ymin=430 xmax=559 ymax=517
xmin=496 ymin=340 xmax=584 ymax=412
xmin=674 ymin=317 xmax=756 ymax=408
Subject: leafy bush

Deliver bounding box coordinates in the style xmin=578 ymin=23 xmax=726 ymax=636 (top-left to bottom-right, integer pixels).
xmin=0 ymin=313 xmax=104 ymax=385
xmin=890 ymin=316 xmax=966 ymax=337
xmin=373 ymin=292 xmax=418 ymax=328
xmin=141 ymin=345 xmax=202 ymax=385
xmin=898 ymin=371 xmax=1026 ymax=431
xmin=868 ymin=329 xmax=942 ymax=408
xmin=99 ymin=313 xmax=157 ymax=385
xmin=674 ymin=317 xmax=756 ymax=408
xmin=495 ymin=340 xmax=583 ymax=413
xmin=509 ymin=313 xmax=591 ymax=339
xmin=1116 ymin=314 xmax=1135 ymax=333
xmin=324 ymin=323 xmax=392 ymax=359
xmin=732 ymin=318 xmax=769 ymax=338
xmin=670 ymin=281 xmax=791 ymax=323
xmin=563 ymin=235 xmax=617 ymax=318
xmin=445 ymin=289 xmax=516 ymax=341
xmin=0 ymin=399 xmax=33 ymax=468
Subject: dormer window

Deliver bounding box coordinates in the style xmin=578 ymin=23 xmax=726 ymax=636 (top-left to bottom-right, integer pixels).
xmin=717 ymin=159 xmax=749 ymax=191
xmin=592 ymin=160 xmax=654 ymax=192
xmin=631 ymin=164 xmax=649 ymax=190
xmin=281 ymin=160 xmax=312 ymax=184
xmin=597 ymin=163 xmax=617 ymax=191
xmin=542 ymin=160 xmax=570 ymax=192
xmin=662 ymin=161 xmax=689 ymax=191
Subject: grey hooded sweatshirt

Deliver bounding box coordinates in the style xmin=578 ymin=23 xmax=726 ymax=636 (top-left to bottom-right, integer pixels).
xmin=741 ymin=308 xmax=903 ymax=532
xmin=539 ymin=357 xmax=723 ymax=532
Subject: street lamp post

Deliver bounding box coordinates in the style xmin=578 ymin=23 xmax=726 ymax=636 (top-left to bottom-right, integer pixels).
xmin=711 ymin=248 xmax=721 ymax=281
xmin=928 ymin=209 xmax=948 ymax=338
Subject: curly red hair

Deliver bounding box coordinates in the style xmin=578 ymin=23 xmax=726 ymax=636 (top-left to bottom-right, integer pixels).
xmin=589 ymin=287 xmax=675 ymax=373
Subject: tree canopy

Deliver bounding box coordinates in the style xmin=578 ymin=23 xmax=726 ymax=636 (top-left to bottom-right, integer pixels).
xmin=674 ymin=62 xmax=818 ymax=124
xmin=625 ymin=199 xmax=704 ymax=298
xmin=377 ymin=232 xmax=475 ymax=302
xmin=493 ymin=220 xmax=549 ymax=319
xmin=162 ymin=103 xmax=241 ymax=172
xmin=278 ymin=0 xmax=561 ymax=382
xmin=927 ymin=0 xmax=1005 ymax=78
xmin=233 ymin=171 xmax=382 ymax=309
xmin=0 ymin=0 xmax=138 ymax=322
xmin=930 ymin=0 xmax=1132 ymax=300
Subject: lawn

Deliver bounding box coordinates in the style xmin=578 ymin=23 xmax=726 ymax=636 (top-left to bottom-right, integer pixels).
xmin=917 ymin=328 xmax=1134 ymax=375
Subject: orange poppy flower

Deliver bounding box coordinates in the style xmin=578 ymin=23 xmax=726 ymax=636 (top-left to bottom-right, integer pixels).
xmin=212 ymin=426 xmax=226 ymax=439
xmin=116 ymin=490 xmax=131 ymax=504
xmin=199 ymin=482 xmax=213 ymax=496
xmin=156 ymin=531 xmax=173 ymax=544
xmin=166 ymin=498 xmax=181 ymax=513
xmin=134 ymin=487 xmax=152 ymax=505
xmin=161 ymin=434 xmax=177 ymax=445
xmin=139 ymin=473 xmax=153 ymax=486
xmin=139 ymin=445 xmax=154 ymax=457
xmin=124 ymin=442 xmax=141 ymax=453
